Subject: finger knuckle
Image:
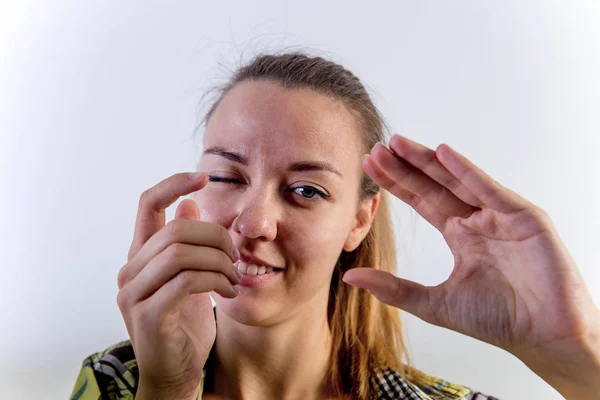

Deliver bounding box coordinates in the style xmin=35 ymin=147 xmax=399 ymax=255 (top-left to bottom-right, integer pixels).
xmin=139 ymin=188 xmax=152 ymax=205
xmin=532 ymin=205 xmax=549 ymax=219
xmin=521 ymin=205 xmax=551 ymax=226
xmin=116 ymin=289 xmax=130 ymax=310
xmin=535 ymin=209 xmax=552 ymax=228
xmin=165 ymin=218 xmax=179 ymax=234
xmin=391 ymin=277 xmax=403 ymax=302
xmin=166 ymin=219 xmax=188 ymax=241
xmin=164 ymin=242 xmax=186 ymax=264
xmin=117 ymin=265 xmax=129 ymax=289
xmin=174 ymin=270 xmax=194 ymax=292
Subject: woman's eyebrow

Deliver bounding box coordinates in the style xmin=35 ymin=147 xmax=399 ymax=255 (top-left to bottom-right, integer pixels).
xmin=204 ymin=146 xmax=248 ymax=165
xmin=203 ymin=146 xmax=343 ymax=179
xmin=289 ymin=161 xmax=342 ymax=178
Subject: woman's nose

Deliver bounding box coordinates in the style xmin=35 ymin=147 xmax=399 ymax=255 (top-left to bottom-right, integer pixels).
xmin=233 ymin=190 xmax=279 ymax=241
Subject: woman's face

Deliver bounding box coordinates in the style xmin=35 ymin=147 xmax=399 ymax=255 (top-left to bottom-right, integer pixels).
xmin=193 ymin=80 xmax=377 ymax=326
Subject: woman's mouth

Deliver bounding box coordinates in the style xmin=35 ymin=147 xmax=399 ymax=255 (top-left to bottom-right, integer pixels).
xmin=235 ymin=261 xmax=284 ymax=287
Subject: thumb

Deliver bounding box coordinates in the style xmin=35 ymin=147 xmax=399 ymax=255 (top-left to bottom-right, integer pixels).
xmin=342 ymin=268 xmax=437 ymax=324
xmin=174 ymin=198 xmax=201 ymax=221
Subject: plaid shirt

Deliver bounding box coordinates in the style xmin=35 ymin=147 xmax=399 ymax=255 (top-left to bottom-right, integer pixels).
xmin=69 ymin=338 xmax=499 ymax=400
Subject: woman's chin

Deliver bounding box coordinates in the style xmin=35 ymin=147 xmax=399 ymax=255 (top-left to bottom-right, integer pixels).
xmin=212 ymin=293 xmax=280 ymax=326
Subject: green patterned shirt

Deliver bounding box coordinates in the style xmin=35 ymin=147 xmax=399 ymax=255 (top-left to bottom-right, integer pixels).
xmin=69 ymin=338 xmax=498 ymax=399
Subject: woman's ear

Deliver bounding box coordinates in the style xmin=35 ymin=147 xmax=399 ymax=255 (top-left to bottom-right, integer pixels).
xmin=343 ymin=192 xmax=381 ymax=252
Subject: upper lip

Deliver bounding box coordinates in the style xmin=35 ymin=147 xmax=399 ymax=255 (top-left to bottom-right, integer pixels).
xmin=238 ymin=252 xmax=284 ymax=270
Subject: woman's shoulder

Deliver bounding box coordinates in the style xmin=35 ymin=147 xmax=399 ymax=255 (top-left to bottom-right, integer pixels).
xmin=371 ymin=366 xmax=500 ymax=400
xmin=70 ymin=339 xmax=207 ymax=400
xmin=70 ymin=339 xmax=140 ymax=400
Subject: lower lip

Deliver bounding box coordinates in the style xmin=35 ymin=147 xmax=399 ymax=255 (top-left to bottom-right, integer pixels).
xmin=238 ymin=270 xmax=283 ymax=287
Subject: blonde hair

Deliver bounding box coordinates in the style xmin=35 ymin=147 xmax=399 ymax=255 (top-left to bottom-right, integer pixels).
xmin=198 ymin=52 xmax=414 ymax=399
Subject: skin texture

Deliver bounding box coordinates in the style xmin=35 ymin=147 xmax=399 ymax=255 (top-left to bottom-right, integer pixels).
xmin=191 ymin=80 xmax=378 ymax=399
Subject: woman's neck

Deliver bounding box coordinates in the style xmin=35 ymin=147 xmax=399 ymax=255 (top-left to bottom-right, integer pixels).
xmin=209 ymin=303 xmax=334 ymax=400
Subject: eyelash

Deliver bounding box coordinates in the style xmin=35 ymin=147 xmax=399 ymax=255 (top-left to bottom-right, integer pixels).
xmin=207 ymin=175 xmax=330 ymax=201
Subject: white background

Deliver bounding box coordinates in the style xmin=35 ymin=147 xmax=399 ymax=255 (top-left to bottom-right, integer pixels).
xmin=1 ymin=1 xmax=599 ymax=399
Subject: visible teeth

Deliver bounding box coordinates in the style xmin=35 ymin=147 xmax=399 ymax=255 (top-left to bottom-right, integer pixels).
xmin=247 ymin=264 xmax=258 ymax=275
xmin=236 ymin=261 xmax=276 ymax=276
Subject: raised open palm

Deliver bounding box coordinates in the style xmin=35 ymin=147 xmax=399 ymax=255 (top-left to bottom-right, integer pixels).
xmin=342 ymin=134 xmax=599 ymax=367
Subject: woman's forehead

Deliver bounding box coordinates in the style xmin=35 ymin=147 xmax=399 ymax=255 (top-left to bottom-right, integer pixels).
xmin=203 ymin=81 xmax=363 ymax=166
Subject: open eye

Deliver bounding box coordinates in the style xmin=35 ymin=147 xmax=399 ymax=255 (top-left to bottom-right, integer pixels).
xmin=288 ymin=185 xmax=329 ymax=201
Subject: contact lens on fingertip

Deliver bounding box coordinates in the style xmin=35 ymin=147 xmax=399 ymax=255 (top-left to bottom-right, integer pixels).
xmin=233 ymin=266 xmax=243 ymax=280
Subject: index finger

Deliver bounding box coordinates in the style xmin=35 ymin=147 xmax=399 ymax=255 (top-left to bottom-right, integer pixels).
xmin=128 ymin=172 xmax=209 ymax=262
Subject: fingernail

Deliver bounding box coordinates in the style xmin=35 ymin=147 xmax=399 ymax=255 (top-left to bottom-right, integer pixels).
xmin=188 ymin=172 xmax=206 ymax=180
xmin=342 ymin=273 xmax=355 ymax=284
xmin=342 ymin=274 xmax=367 ymax=290
xmin=232 ymin=285 xmax=240 ymax=295
xmin=233 ymin=247 xmax=240 ymax=261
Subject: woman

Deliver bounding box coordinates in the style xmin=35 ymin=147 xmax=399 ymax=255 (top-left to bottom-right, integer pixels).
xmin=70 ymin=53 xmax=600 ymax=400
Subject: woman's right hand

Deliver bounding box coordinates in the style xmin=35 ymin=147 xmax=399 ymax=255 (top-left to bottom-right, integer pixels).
xmin=116 ymin=172 xmax=242 ymax=400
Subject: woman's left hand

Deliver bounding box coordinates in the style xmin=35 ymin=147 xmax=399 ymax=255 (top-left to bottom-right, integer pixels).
xmin=342 ymin=134 xmax=600 ymax=394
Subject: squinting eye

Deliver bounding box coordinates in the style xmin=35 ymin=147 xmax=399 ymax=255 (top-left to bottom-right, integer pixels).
xmin=207 ymin=175 xmax=244 ymax=184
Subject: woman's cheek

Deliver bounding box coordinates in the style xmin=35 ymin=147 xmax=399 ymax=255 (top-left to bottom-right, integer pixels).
xmin=289 ymin=214 xmax=347 ymax=267
xmin=193 ymin=190 xmax=238 ymax=223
